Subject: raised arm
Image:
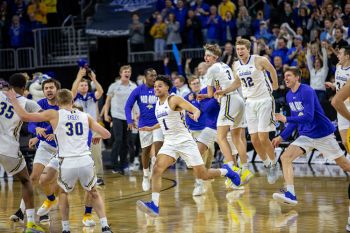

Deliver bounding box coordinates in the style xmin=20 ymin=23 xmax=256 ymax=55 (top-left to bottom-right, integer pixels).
xmin=332 ymin=79 xmax=350 ymax=121
xmin=88 ymin=115 xmax=111 ymax=139
xmin=171 ymin=95 xmax=200 ymax=121
xmin=89 ymin=71 xmax=104 ymax=100
xmin=306 ymin=46 xmax=314 ymax=71
xmin=71 ymin=68 xmax=86 ymax=99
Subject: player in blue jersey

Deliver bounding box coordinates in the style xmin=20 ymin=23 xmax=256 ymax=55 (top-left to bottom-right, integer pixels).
xmin=271 ymin=67 xmax=350 ymax=205
xmin=125 ymin=68 xmax=164 ymax=191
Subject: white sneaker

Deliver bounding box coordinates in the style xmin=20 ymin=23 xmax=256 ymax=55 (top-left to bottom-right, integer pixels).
xmin=346 ymin=223 xmax=350 ymax=232
xmin=192 ymin=181 xmax=205 ymax=196
xmin=142 ymin=176 xmax=150 ymax=191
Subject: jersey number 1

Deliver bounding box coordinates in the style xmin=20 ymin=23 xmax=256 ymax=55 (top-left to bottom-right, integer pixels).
xmin=66 ymin=122 xmax=83 ymax=136
xmin=162 ymin=119 xmax=169 ymax=130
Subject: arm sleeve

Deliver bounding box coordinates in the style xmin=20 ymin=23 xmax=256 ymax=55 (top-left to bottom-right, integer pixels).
xmin=124 ymin=88 xmax=138 ymax=124
xmin=280 ymin=122 xmax=298 ymax=141
xmin=286 ymin=88 xmax=315 ymax=124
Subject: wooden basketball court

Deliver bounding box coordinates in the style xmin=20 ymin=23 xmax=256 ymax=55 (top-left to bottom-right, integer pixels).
xmin=0 ymin=163 xmax=348 ymax=232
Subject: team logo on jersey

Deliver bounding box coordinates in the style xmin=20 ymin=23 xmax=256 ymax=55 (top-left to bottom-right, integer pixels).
xmin=147 ymin=104 xmax=153 ymax=109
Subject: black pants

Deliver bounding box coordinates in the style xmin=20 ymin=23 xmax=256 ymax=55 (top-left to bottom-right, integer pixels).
xmin=111 ymin=118 xmax=130 ymax=170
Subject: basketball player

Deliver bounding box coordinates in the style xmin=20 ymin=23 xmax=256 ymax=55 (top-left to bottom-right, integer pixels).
xmin=332 ymin=78 xmax=350 ymax=232
xmin=271 ymin=67 xmax=350 ymax=206
xmin=216 ymin=38 xmax=279 ymax=184
xmin=0 ymin=74 xmax=44 ymax=232
xmin=125 ymin=68 xmax=163 ymax=191
xmin=326 ymin=46 xmax=350 ymax=152
xmin=199 ymin=44 xmax=252 ymax=185
xmin=136 ymin=75 xmax=241 ymax=217
xmin=6 ymin=88 xmax=113 ymax=233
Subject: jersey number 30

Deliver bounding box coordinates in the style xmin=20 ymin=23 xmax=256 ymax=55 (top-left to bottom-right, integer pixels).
xmin=0 ymin=102 xmax=14 ymax=119
xmin=65 ymin=122 xmax=83 ymax=136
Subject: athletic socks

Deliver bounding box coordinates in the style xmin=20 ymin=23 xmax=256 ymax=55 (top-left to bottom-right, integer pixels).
xmin=62 ymin=220 xmax=70 ymax=231
xmin=263 ymin=158 xmax=271 ymax=167
xmin=143 ymin=169 xmax=150 ymax=177
xmin=100 ymin=217 xmax=109 ymax=228
xmin=152 ymin=192 xmax=160 ymax=206
xmin=26 ymin=209 xmax=35 ymax=223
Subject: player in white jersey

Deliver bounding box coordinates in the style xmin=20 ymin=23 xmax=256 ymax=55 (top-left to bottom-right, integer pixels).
xmin=0 ymin=74 xmax=45 ymax=233
xmin=136 ymin=75 xmax=241 ymax=217
xmin=326 ymin=46 xmax=350 ymax=152
xmin=198 ymin=44 xmax=252 ymax=185
xmin=332 ymin=66 xmax=350 ymax=232
xmin=216 ymin=38 xmax=279 ymax=184
xmin=6 ymin=88 xmax=113 ymax=233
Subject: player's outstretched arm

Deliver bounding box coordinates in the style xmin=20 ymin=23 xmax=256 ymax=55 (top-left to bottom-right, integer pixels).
xmin=5 ymin=89 xmax=55 ymax=122
xmin=171 ymin=95 xmax=200 ymax=121
xmin=88 ymin=115 xmax=111 ymax=139
xmin=215 ymin=76 xmax=241 ymax=96
xmin=259 ymin=56 xmax=278 ymax=90
xmin=332 ymin=79 xmax=350 ymax=121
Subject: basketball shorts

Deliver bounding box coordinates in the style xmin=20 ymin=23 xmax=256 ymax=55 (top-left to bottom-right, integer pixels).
xmin=245 ymin=96 xmax=276 ymax=134
xmin=0 ymin=153 xmax=26 ymax=176
xmin=292 ymin=134 xmax=343 ymax=160
xmin=158 ymin=140 xmax=204 ymax=167
xmin=57 ymin=155 xmax=97 ymax=193
xmin=217 ymin=93 xmax=245 ymax=128
xmin=33 ymin=141 xmax=57 ymax=166
xmin=139 ymin=127 xmax=164 ymax=148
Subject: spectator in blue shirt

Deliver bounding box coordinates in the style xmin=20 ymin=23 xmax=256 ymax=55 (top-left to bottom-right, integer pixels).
xmin=287 ymin=35 xmax=304 ymax=66
xmin=220 ymin=11 xmax=235 ymax=44
xmin=206 ymin=5 xmax=220 ymax=43
xmin=271 ymin=37 xmax=289 ymax=65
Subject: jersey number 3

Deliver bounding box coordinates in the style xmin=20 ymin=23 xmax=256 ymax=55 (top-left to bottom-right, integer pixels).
xmin=65 ymin=122 xmax=83 ymax=136
xmin=0 ymin=102 xmax=14 ymax=119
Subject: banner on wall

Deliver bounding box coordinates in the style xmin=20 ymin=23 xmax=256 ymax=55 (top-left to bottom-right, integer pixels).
xmin=86 ymin=0 xmax=157 ymax=37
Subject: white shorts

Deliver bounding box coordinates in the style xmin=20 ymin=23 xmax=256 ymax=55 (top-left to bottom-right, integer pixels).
xmin=33 ymin=141 xmax=57 ymax=166
xmin=337 ymin=112 xmax=350 ymax=131
xmin=46 ymin=157 xmax=59 ymax=171
xmin=246 ymin=97 xmax=276 ymax=134
xmin=57 ymin=155 xmax=97 ymax=193
xmin=139 ymin=127 xmax=164 ymax=148
xmin=158 ymin=140 xmax=204 ymax=167
xmin=197 ymin=127 xmax=217 ymax=148
xmin=0 ymin=153 xmax=26 ymax=176
xmin=292 ymin=134 xmax=343 ymax=160
xmin=217 ymin=93 xmax=245 ymax=128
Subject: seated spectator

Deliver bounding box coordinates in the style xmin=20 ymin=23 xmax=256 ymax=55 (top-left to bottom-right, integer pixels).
xmin=8 ymin=15 xmax=25 ymax=48
xmin=236 ymin=6 xmax=251 ymax=37
xmin=166 ymin=13 xmax=182 ymax=49
xmin=306 ymin=43 xmax=328 ymax=103
xmin=206 ymin=5 xmax=220 ymax=43
xmin=129 ymin=12 xmax=144 ymax=52
xmin=27 ymin=0 xmax=48 ymax=26
xmin=218 ymin=0 xmax=235 ymax=19
xmin=271 ymin=37 xmax=289 ymax=65
xmin=150 ymin=14 xmax=167 ymax=60
xmin=173 ymin=75 xmax=190 ymax=97
xmin=184 ymin=9 xmax=203 ymax=48
xmin=220 ymin=11 xmax=235 ymax=44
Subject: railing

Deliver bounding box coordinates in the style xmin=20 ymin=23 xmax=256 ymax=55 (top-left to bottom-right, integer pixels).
xmin=0 ymin=26 xmax=90 ymax=71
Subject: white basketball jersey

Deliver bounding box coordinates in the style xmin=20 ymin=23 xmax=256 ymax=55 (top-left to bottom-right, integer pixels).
xmin=54 ymin=109 xmax=90 ymax=158
xmin=233 ymin=55 xmax=272 ymax=99
xmin=206 ymin=62 xmax=238 ymax=95
xmin=0 ymin=92 xmax=26 ymax=157
xmin=335 ymin=65 xmax=350 ymax=107
xmin=155 ymin=95 xmax=193 ymax=143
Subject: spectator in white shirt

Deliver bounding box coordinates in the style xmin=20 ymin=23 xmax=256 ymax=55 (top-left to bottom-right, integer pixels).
xmin=306 ymin=43 xmax=329 ymax=103
xmin=173 ymin=75 xmax=190 ymax=97
xmin=104 ymin=65 xmax=137 ymax=174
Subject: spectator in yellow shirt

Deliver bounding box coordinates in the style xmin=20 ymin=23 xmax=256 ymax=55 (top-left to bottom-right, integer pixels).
xmin=27 ymin=0 xmax=47 ymax=25
xmin=218 ymin=0 xmax=236 ymax=18
xmin=150 ymin=14 xmax=167 ymax=59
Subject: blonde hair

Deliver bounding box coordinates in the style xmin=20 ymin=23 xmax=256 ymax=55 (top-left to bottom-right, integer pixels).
xmin=235 ymin=38 xmax=251 ymax=50
xmin=57 ymin=89 xmax=73 ymax=106
xmin=119 ymin=65 xmax=132 ymax=74
xmin=188 ymin=75 xmax=199 ymax=85
xmin=203 ymin=44 xmax=222 ymax=57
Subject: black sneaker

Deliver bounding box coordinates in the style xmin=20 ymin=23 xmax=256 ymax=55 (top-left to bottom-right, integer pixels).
xmin=96 ymin=178 xmax=105 ymax=186
xmin=9 ymin=208 xmax=24 ymax=223
xmin=39 ymin=214 xmax=50 ymax=224
xmin=62 ymin=231 xmax=70 ymax=233
xmin=102 ymin=226 xmax=113 ymax=233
